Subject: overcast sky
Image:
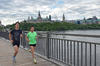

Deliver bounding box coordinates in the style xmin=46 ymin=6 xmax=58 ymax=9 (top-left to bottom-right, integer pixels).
xmin=0 ymin=0 xmax=100 ymax=25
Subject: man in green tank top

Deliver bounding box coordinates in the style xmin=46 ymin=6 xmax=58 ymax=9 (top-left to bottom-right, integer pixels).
xmin=26 ymin=26 xmax=38 ymax=64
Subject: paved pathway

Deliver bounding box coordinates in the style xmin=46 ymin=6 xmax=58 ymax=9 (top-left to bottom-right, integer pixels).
xmin=0 ymin=37 xmax=58 ymax=66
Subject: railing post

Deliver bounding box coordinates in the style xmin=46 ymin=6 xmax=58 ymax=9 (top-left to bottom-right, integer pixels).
xmin=22 ymin=31 xmax=26 ymax=48
xmin=46 ymin=32 xmax=50 ymax=58
xmin=20 ymin=31 xmax=23 ymax=47
xmin=94 ymin=44 xmax=96 ymax=66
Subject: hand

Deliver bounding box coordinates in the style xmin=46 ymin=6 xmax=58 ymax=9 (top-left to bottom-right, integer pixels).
xmin=20 ymin=34 xmax=23 ymax=38
xmin=10 ymin=40 xmax=13 ymax=43
xmin=27 ymin=40 xmax=30 ymax=42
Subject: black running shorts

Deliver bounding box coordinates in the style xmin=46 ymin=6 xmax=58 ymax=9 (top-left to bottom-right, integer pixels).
xmin=29 ymin=44 xmax=36 ymax=47
xmin=13 ymin=41 xmax=20 ymax=47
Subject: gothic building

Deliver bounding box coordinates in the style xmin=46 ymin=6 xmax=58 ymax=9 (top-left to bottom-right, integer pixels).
xmin=26 ymin=11 xmax=52 ymax=23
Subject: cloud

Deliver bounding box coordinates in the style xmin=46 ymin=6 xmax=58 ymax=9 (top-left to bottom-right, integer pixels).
xmin=0 ymin=0 xmax=100 ymax=25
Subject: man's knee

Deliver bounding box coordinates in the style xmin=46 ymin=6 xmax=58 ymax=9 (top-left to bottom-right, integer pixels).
xmin=14 ymin=48 xmax=19 ymax=53
xmin=15 ymin=50 xmax=18 ymax=53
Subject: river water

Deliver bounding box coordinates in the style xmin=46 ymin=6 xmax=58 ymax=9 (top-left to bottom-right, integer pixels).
xmin=53 ymin=30 xmax=100 ymax=43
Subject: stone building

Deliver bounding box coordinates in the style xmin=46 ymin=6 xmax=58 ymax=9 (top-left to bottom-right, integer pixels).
xmin=26 ymin=11 xmax=52 ymax=23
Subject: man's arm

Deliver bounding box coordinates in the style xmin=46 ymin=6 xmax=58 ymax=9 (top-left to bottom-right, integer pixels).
xmin=20 ymin=30 xmax=23 ymax=38
xmin=25 ymin=35 xmax=30 ymax=42
xmin=20 ymin=34 xmax=23 ymax=38
xmin=36 ymin=36 xmax=38 ymax=42
xmin=9 ymin=32 xmax=13 ymax=43
xmin=36 ymin=32 xmax=38 ymax=42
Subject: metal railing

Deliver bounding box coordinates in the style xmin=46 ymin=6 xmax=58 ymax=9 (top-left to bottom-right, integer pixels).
xmin=20 ymin=31 xmax=100 ymax=66
xmin=0 ymin=31 xmax=9 ymax=39
xmin=0 ymin=31 xmax=100 ymax=66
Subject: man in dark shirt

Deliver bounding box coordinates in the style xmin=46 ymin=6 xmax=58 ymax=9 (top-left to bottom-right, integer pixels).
xmin=9 ymin=22 xmax=22 ymax=63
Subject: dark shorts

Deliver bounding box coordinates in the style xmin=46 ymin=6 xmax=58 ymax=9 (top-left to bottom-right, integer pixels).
xmin=13 ymin=41 xmax=20 ymax=47
xmin=29 ymin=44 xmax=36 ymax=47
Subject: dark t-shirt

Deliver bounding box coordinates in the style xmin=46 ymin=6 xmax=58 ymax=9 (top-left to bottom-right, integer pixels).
xmin=11 ymin=29 xmax=22 ymax=41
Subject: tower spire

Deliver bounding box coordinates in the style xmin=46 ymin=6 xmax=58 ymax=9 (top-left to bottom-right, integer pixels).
xmin=62 ymin=13 xmax=65 ymax=21
xmin=38 ymin=11 xmax=41 ymax=18
xmin=37 ymin=11 xmax=42 ymax=22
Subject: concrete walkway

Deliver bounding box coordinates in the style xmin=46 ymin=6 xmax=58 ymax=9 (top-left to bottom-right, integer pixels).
xmin=0 ymin=37 xmax=58 ymax=66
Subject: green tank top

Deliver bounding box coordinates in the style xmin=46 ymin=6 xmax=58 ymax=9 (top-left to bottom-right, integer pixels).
xmin=27 ymin=31 xmax=37 ymax=44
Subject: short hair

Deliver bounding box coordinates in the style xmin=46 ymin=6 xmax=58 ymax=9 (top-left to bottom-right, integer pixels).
xmin=31 ymin=25 xmax=34 ymax=27
xmin=30 ymin=25 xmax=34 ymax=29
xmin=15 ymin=22 xmax=20 ymax=25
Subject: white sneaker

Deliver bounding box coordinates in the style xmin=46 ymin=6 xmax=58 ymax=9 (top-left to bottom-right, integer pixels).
xmin=33 ymin=58 xmax=37 ymax=64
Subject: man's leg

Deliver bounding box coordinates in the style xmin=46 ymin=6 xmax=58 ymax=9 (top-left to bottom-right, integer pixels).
xmin=12 ymin=45 xmax=19 ymax=63
xmin=30 ymin=46 xmax=37 ymax=64
xmin=13 ymin=45 xmax=19 ymax=57
xmin=30 ymin=46 xmax=36 ymax=58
